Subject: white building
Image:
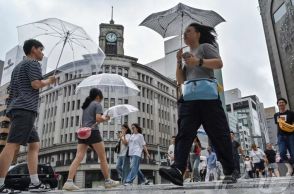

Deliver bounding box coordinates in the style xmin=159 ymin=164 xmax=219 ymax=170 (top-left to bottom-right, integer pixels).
xmin=13 ymin=19 xmax=178 ymax=187
xmin=264 ymin=106 xmax=278 ymax=146
xmin=225 ymin=88 xmax=269 ymax=152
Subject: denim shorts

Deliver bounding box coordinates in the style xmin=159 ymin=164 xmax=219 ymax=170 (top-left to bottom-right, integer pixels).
xmin=7 ymin=109 xmax=40 ymax=146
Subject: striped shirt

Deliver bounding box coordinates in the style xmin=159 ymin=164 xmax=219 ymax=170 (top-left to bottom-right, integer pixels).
xmin=7 ymin=57 xmax=43 ymax=113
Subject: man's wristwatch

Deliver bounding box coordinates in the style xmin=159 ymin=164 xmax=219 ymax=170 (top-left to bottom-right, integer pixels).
xmin=199 ymin=58 xmax=203 ymax=67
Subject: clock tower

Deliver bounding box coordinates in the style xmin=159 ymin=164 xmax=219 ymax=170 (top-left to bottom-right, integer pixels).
xmin=99 ymin=7 xmax=124 ymax=56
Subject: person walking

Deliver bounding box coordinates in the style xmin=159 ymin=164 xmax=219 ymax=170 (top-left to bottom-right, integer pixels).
xmin=159 ymin=23 xmax=236 ymax=186
xmin=264 ymin=143 xmax=280 ymax=177
xmin=274 ymin=98 xmax=294 ymax=176
xmin=190 ymin=136 xmax=201 ymax=182
xmin=230 ymin=131 xmax=243 ymax=178
xmin=249 ymin=144 xmax=267 ymax=178
xmin=205 ymin=147 xmax=217 ymax=182
xmin=124 ymin=124 xmax=150 ymax=186
xmin=0 ymin=39 xmax=56 ymax=193
xmin=62 ymin=88 xmax=119 ymax=191
xmin=116 ymin=123 xmax=131 ymax=183
xmin=244 ymin=156 xmax=253 ymax=179
xmin=167 ymin=136 xmax=176 ymax=166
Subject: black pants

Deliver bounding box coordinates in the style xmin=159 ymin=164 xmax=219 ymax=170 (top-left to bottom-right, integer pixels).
xmin=172 ymin=99 xmax=235 ymax=175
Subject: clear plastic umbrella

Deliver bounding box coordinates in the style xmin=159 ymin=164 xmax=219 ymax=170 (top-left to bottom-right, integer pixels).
xmin=76 ymin=73 xmax=140 ymax=97
xmin=17 ymin=18 xmax=105 ymax=75
xmin=104 ymin=104 xmax=139 ymax=119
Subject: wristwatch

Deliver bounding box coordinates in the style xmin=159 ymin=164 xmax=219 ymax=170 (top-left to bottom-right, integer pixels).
xmin=199 ymin=58 xmax=203 ymax=67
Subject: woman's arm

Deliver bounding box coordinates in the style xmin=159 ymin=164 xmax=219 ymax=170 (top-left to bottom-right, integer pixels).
xmin=96 ymin=114 xmax=110 ymax=124
xmin=143 ymin=145 xmax=150 ymax=158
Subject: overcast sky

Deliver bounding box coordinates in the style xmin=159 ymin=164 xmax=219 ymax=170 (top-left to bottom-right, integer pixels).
xmin=0 ymin=0 xmax=277 ymax=108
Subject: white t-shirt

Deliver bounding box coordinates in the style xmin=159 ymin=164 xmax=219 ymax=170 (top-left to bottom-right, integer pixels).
xmin=244 ymin=160 xmax=253 ymax=171
xmin=118 ymin=134 xmax=131 ymax=157
xmin=168 ymin=144 xmax=175 ymax=164
xmin=249 ymin=148 xmax=265 ymax=163
xmin=128 ymin=133 xmax=146 ymax=157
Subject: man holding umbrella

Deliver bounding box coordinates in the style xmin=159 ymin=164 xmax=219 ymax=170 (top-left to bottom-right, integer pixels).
xmin=0 ymin=39 xmax=56 ymax=192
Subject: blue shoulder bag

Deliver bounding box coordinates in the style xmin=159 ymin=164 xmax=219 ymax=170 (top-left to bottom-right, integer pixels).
xmin=181 ymin=78 xmax=219 ymax=101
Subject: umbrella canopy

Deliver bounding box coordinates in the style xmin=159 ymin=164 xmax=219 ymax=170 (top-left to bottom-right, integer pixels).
xmin=17 ymin=18 xmax=105 ymax=75
xmin=76 ymin=73 xmax=140 ymax=97
xmin=139 ymin=3 xmax=225 ymax=38
xmin=104 ymin=104 xmax=139 ymax=119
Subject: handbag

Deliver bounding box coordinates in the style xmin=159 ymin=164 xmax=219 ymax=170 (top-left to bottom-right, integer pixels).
xmin=181 ymin=78 xmax=219 ymax=101
xmin=76 ymin=123 xmax=97 ymax=140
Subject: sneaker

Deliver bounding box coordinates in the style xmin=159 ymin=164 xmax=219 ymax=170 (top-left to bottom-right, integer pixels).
xmin=144 ymin=180 xmax=150 ymax=185
xmin=28 ymin=182 xmax=49 ymax=192
xmin=124 ymin=183 xmax=132 ymax=186
xmin=104 ymin=179 xmax=120 ymax=189
xmin=159 ymin=168 xmax=183 ymax=186
xmin=62 ymin=182 xmax=80 ymax=191
xmin=222 ymin=174 xmax=237 ymax=184
xmin=0 ymin=184 xmax=9 ymax=194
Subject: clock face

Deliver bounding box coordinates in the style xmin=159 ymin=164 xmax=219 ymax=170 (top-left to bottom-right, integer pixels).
xmin=106 ymin=32 xmax=117 ymax=42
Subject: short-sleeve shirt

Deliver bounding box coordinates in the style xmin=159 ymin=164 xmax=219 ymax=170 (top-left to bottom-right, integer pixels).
xmin=184 ymin=43 xmax=220 ymax=80
xmin=119 ymin=134 xmax=131 ymax=157
xmin=264 ymin=149 xmax=276 ymax=164
xmin=82 ymin=101 xmax=103 ymax=129
xmin=249 ymin=148 xmax=265 ymax=163
xmin=274 ymin=110 xmax=294 ymax=135
xmin=7 ymin=57 xmax=43 ymax=113
xmin=128 ymin=133 xmax=146 ymax=157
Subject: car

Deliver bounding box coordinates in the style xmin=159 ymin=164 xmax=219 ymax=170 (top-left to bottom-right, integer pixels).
xmin=4 ymin=163 xmax=59 ymax=191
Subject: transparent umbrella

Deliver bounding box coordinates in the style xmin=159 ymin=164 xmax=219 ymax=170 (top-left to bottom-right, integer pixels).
xmin=17 ymin=18 xmax=105 ymax=75
xmin=104 ymin=104 xmax=139 ymax=119
xmin=76 ymin=73 xmax=140 ymax=97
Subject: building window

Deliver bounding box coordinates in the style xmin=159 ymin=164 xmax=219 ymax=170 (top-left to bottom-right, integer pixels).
xmin=66 ymin=118 xmax=69 ymax=128
xmin=104 ymin=98 xmax=109 ymax=108
xmin=142 ymin=88 xmax=145 ymax=97
xmin=142 ymin=103 xmax=145 ymax=112
xmin=151 ymin=120 xmax=154 ymax=129
xmin=118 ymin=68 xmax=122 ymax=75
xmin=76 ymin=116 xmax=79 ymax=126
xmin=138 ymin=86 xmax=141 ymax=96
xmin=137 ymin=102 xmax=141 ymax=110
xmin=110 ymin=98 xmax=115 ymax=107
xmin=72 ymin=101 xmax=75 ymax=110
xmin=124 ymin=115 xmax=128 ymax=123
xmin=118 ymin=98 xmax=123 ymax=104
xmin=110 ymin=131 xmax=114 ymax=140
xmin=68 ymin=86 xmax=71 ymax=96
xmin=143 ymin=118 xmax=145 ymax=128
xmin=111 ymin=66 xmax=116 ymax=73
xmin=138 ymin=117 xmax=141 ymax=126
xmin=77 ymin=100 xmax=81 ymax=109
xmin=105 ymin=66 xmax=110 ymax=73
xmin=70 ymin=116 xmax=74 ymax=127
xmin=147 ymin=119 xmax=150 ymax=128
xmin=147 ymin=104 xmax=150 ymax=113
xmin=124 ymin=69 xmax=128 ymax=77
xmin=103 ymin=131 xmax=108 ymax=139
xmin=273 ymin=3 xmax=286 ymax=23
xmin=124 ymin=99 xmax=128 ymax=104
xmin=137 ymin=72 xmax=141 ymax=80
xmin=67 ymin=102 xmax=70 ymax=111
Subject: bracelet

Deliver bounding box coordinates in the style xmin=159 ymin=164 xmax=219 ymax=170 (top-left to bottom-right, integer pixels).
xmin=199 ymin=58 xmax=203 ymax=67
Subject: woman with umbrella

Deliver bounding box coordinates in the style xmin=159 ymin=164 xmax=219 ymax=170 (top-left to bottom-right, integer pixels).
xmin=159 ymin=23 xmax=236 ymax=185
xmin=63 ymin=88 xmax=120 ymax=191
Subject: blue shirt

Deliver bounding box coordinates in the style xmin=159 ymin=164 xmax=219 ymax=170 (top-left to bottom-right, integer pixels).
xmin=207 ymin=152 xmax=217 ymax=169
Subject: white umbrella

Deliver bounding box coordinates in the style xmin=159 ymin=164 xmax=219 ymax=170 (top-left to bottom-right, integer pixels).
xmin=104 ymin=104 xmax=139 ymax=119
xmin=17 ymin=18 xmax=105 ymax=75
xmin=76 ymin=73 xmax=140 ymax=97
